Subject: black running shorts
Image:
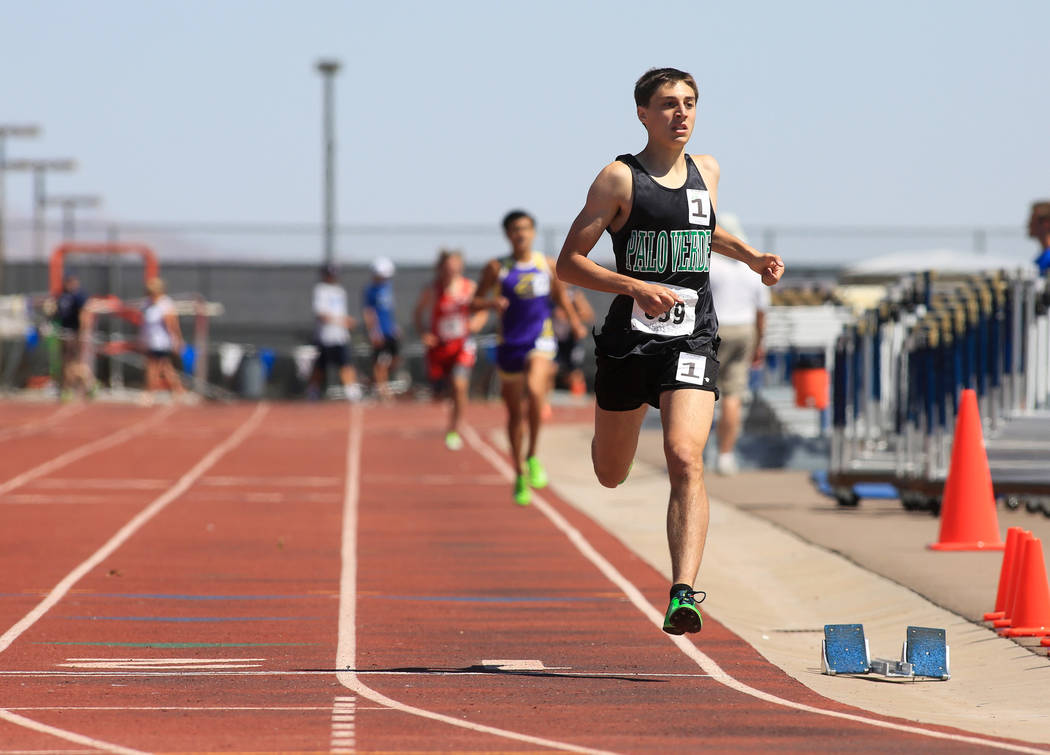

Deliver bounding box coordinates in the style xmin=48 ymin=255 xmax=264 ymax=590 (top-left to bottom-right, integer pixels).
xmin=594 ymin=345 xmax=720 ymax=411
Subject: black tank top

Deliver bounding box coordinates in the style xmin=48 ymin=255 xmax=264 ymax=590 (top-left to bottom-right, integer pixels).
xmin=595 ymin=153 xmax=719 ymax=358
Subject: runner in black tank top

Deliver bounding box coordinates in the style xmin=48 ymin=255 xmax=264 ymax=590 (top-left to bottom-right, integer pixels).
xmin=555 ymin=68 xmax=784 ymax=637
xmin=597 ymin=153 xmax=718 ymax=360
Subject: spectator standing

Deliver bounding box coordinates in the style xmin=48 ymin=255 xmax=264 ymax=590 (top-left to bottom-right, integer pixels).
xmin=708 ymin=213 xmax=769 ymax=476
xmin=362 ymin=257 xmax=401 ymax=400
xmin=1029 ymin=200 xmax=1050 ymax=274
xmin=54 ymin=274 xmax=96 ymax=399
xmin=140 ymin=277 xmax=185 ymax=403
xmin=552 ymin=285 xmax=594 ymax=396
xmin=309 ymin=264 xmax=361 ymax=401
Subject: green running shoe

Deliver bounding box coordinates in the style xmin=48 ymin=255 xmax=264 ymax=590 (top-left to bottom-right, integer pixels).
xmin=513 ymin=474 xmax=531 ymax=506
xmin=444 ymin=431 xmax=463 ymax=451
xmin=526 ymin=456 xmax=548 ymax=489
xmin=662 ymin=587 xmax=705 ymax=635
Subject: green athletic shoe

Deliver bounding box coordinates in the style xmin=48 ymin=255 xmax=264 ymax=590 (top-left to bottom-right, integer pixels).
xmin=662 ymin=587 xmax=705 ymax=635
xmin=513 ymin=475 xmax=532 ymax=506
xmin=526 ymin=456 xmax=548 ymax=489
xmin=444 ymin=431 xmax=463 ymax=451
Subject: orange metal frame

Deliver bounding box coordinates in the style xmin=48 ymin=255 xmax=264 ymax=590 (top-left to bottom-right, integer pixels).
xmin=49 ymin=242 xmax=159 ymax=296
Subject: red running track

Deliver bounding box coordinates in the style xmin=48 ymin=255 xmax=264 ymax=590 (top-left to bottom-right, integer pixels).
xmin=0 ymin=400 xmax=1044 ymax=753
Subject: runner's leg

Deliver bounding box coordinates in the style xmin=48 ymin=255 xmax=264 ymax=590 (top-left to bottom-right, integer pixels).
xmin=523 ymin=353 xmax=551 ymax=459
xmin=501 ymin=374 xmax=526 ymax=475
xmin=449 ymin=371 xmax=468 ymax=434
xmin=659 ymin=388 xmax=715 ymax=586
xmin=591 ymin=404 xmax=648 ymax=488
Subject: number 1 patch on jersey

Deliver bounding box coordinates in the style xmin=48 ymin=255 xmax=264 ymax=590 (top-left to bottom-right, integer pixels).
xmin=675 ymin=352 xmax=710 ymax=386
xmin=686 ymin=189 xmax=711 ymax=226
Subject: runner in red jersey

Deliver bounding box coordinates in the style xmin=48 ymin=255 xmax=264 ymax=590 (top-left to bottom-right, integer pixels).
xmin=414 ymin=249 xmax=488 ymax=450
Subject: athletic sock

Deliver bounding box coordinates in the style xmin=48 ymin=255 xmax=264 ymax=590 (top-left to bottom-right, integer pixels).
xmin=670 ymin=583 xmax=692 ymax=598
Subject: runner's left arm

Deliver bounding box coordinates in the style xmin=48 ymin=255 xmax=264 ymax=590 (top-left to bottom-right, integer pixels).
xmin=693 ymin=153 xmax=784 ymax=287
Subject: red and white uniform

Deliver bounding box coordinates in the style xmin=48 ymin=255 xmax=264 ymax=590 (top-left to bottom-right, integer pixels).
xmin=426 ymin=277 xmax=476 ymax=381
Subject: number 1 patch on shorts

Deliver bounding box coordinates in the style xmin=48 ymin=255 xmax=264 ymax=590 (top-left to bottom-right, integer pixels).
xmin=675 ymin=352 xmax=710 ymax=386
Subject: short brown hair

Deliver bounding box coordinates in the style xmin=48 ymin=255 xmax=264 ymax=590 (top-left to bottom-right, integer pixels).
xmin=1031 ymin=201 xmax=1050 ymax=222
xmin=634 ymin=68 xmax=699 ymax=107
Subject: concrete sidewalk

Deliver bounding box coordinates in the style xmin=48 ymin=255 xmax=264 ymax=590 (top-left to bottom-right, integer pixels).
xmin=519 ymin=420 xmax=1050 ymax=746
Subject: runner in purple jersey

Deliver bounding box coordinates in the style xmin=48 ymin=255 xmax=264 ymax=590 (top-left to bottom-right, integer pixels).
xmin=475 ymin=209 xmax=586 ymax=506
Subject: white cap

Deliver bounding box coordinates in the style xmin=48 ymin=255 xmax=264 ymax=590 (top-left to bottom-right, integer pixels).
xmin=371 ymin=257 xmax=395 ymax=278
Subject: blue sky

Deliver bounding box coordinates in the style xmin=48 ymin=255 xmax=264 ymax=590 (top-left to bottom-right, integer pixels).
xmin=1 ymin=0 xmax=1045 ymax=262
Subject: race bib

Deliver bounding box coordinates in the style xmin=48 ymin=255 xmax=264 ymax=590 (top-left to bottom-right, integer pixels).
xmin=630 ymin=284 xmax=698 ymax=337
xmin=437 ymin=314 xmax=467 ymax=341
xmin=675 ymin=352 xmax=710 ymax=386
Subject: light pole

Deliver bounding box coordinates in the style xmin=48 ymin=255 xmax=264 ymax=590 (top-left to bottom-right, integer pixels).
xmin=315 ymin=58 xmax=341 ymax=267
xmin=45 ymin=194 xmax=102 ymax=240
xmin=4 ymin=158 xmax=76 ymax=263
xmin=0 ymin=124 xmax=41 ymax=291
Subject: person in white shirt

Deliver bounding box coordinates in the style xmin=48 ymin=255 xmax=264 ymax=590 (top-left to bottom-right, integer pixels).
xmin=140 ymin=277 xmax=185 ymax=401
xmin=309 ymin=264 xmax=360 ymax=400
xmin=708 ymin=214 xmax=770 ymax=475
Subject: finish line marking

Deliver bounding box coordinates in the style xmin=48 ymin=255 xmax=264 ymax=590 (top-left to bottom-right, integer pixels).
xmin=461 ymin=424 xmax=1049 ymax=755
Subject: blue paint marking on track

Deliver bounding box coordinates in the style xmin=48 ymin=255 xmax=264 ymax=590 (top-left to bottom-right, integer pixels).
xmin=368 ymin=595 xmax=617 ymax=603
xmin=61 ymin=616 xmax=319 ymax=622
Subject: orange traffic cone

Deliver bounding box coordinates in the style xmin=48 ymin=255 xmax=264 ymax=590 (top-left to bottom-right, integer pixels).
xmin=928 ymin=389 xmax=1005 ymax=551
xmin=993 ymin=531 xmax=1035 ymax=628
xmin=984 ymin=527 xmax=1029 ymax=621
xmin=999 ymin=537 xmax=1050 ymax=638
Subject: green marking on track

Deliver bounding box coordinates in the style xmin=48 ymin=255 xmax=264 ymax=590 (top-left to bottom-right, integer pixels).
xmin=37 ymin=641 xmax=317 ymax=648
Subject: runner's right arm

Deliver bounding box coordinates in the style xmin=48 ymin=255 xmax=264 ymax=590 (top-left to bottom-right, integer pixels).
xmin=471 ymin=260 xmax=508 ymax=313
xmin=556 ymin=162 xmax=681 ymax=318
xmin=413 ymin=286 xmax=437 ymax=348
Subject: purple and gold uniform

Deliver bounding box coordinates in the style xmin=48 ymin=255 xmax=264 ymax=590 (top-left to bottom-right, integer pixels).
xmin=496 ymin=252 xmax=556 ymax=374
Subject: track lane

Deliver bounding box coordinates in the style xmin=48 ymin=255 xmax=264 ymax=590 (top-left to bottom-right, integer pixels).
xmin=0 ymin=404 xmax=345 ymax=753
xmin=349 ymin=403 xmax=1042 ymax=753
xmin=0 ymin=401 xmax=1045 ymax=753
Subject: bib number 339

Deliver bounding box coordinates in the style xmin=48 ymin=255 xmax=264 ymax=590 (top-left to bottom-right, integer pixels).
xmin=630 ymin=284 xmax=698 ymax=337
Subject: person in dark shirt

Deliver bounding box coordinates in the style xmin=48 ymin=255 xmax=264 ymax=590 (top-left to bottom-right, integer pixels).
xmin=54 ymin=275 xmax=96 ymax=399
xmin=1028 ymin=201 xmax=1050 ymax=274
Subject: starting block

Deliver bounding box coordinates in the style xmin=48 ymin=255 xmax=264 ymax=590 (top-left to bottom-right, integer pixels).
xmin=904 ymin=625 xmax=951 ymax=680
xmin=821 ymin=624 xmax=950 ymax=680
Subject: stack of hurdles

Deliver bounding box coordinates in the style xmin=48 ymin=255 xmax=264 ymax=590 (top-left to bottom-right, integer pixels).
xmin=827 ymin=266 xmax=1050 ymax=515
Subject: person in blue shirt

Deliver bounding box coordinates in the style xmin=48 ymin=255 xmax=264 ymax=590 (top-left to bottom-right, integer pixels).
xmin=362 ymin=257 xmax=401 ymax=399
xmin=1029 ymin=201 xmax=1050 ymax=275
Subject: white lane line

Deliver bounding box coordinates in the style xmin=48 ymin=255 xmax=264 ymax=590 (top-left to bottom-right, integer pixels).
xmin=0 ymin=407 xmax=176 ymax=497
xmin=461 ymin=424 xmax=1050 ymax=755
xmin=0 ymin=710 xmax=146 ymax=755
xmin=0 ymin=404 xmax=84 ymax=441
xmin=336 ymin=406 xmax=613 ymax=755
xmin=0 ymin=403 xmax=269 ymax=656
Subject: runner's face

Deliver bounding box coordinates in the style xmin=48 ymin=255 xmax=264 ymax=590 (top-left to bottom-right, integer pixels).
xmin=439 ymin=255 xmax=463 ymax=282
xmin=505 ymin=218 xmax=535 ymax=253
xmin=639 ymin=81 xmax=696 ymax=145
